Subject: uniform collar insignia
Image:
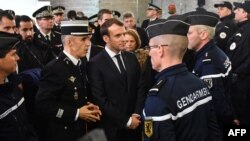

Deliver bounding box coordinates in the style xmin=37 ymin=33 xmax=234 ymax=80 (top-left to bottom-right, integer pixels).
xmin=63 ymin=57 xmax=70 ymax=64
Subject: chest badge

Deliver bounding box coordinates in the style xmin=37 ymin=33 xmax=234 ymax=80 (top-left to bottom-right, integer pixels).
xmin=144 ymin=118 xmax=153 ymax=138
xmin=203 ymin=78 xmax=213 ymax=89
xmin=74 ymin=92 xmax=78 ymax=100
xmin=69 ymin=76 xmax=76 ymax=83
xmin=219 ymin=32 xmax=227 ymax=39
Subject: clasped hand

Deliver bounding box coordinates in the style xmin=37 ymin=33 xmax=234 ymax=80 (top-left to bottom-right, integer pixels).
xmin=79 ymin=102 xmax=102 ymax=122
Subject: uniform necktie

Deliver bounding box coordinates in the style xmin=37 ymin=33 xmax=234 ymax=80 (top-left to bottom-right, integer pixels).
xmin=77 ymin=61 xmax=83 ymax=76
xmin=45 ymin=35 xmax=50 ymax=44
xmin=77 ymin=60 xmax=88 ymax=85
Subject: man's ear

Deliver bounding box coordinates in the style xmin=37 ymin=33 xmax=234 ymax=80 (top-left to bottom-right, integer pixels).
xmin=159 ymin=45 xmax=164 ymax=58
xmin=200 ymin=31 xmax=208 ymax=40
xmin=66 ymin=36 xmax=73 ymax=47
xmin=97 ymin=19 xmax=102 ymax=25
xmin=103 ymin=35 xmax=109 ymax=43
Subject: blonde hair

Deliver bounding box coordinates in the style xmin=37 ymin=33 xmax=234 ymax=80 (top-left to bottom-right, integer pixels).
xmin=194 ymin=25 xmax=215 ymax=40
xmin=125 ymin=29 xmax=141 ymax=49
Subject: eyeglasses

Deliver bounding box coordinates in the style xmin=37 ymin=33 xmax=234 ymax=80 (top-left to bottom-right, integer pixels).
xmin=144 ymin=44 xmax=168 ymax=51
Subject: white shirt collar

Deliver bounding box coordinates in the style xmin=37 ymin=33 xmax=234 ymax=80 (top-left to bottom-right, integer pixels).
xmin=86 ymin=43 xmax=91 ymax=61
xmin=63 ymin=50 xmax=80 ymax=66
xmin=40 ymin=30 xmax=52 ymax=39
xmin=105 ymin=46 xmax=121 ymax=58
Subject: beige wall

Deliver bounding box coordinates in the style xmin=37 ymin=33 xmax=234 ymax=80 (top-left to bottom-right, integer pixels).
xmin=41 ymin=0 xmax=243 ymax=25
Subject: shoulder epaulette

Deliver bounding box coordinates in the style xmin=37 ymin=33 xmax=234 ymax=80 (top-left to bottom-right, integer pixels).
xmin=54 ymin=31 xmax=62 ymax=35
xmin=148 ymin=79 xmax=167 ymax=94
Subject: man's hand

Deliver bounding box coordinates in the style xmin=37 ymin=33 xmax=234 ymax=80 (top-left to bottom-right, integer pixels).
xmin=128 ymin=115 xmax=141 ymax=129
xmin=233 ymin=119 xmax=240 ymax=125
xmin=78 ymin=103 xmax=102 ymax=122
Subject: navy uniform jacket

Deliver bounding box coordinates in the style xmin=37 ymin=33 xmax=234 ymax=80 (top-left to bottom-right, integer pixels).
xmin=36 ymin=52 xmax=89 ymax=141
xmin=193 ymin=41 xmax=233 ymax=122
xmin=214 ymin=14 xmax=237 ymax=51
xmin=0 ymin=82 xmax=38 ymax=141
xmin=141 ymin=18 xmax=159 ymax=30
xmin=224 ymin=20 xmax=250 ymax=125
xmin=141 ymin=19 xmax=150 ymax=29
xmin=143 ymin=64 xmax=222 ymax=141
xmin=33 ymin=30 xmax=63 ymax=57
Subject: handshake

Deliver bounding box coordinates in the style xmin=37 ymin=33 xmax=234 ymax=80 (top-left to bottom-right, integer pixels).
xmin=79 ymin=102 xmax=102 ymax=122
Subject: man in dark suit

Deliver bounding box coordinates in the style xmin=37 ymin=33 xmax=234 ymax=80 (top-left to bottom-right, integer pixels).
xmin=32 ymin=5 xmax=63 ymax=58
xmin=36 ymin=20 xmax=102 ymax=141
xmin=141 ymin=3 xmax=161 ymax=30
xmin=88 ymin=18 xmax=146 ymax=141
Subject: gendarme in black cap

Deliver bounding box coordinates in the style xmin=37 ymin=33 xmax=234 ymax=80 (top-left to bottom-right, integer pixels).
xmin=32 ymin=5 xmax=53 ymax=18
xmin=146 ymin=15 xmax=190 ymax=39
xmin=214 ymin=1 xmax=233 ymax=10
xmin=234 ymin=0 xmax=250 ymax=13
xmin=0 ymin=31 xmax=21 ymax=51
xmin=148 ymin=3 xmax=161 ymax=11
xmin=186 ymin=10 xmax=219 ymax=27
xmin=52 ymin=6 xmax=65 ymax=15
xmin=61 ymin=20 xmax=91 ymax=36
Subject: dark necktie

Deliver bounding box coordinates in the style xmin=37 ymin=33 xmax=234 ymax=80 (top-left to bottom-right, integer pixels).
xmin=45 ymin=35 xmax=50 ymax=44
xmin=77 ymin=60 xmax=88 ymax=85
xmin=115 ymin=54 xmax=127 ymax=80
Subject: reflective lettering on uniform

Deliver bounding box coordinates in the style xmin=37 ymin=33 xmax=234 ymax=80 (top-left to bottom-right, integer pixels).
xmin=177 ymin=100 xmax=183 ymax=109
xmin=176 ymin=87 xmax=210 ymax=109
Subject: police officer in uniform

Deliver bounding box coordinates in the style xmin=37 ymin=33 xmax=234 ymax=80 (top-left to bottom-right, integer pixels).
xmin=0 ymin=32 xmax=38 ymax=141
xmin=52 ymin=6 xmax=65 ymax=33
xmin=186 ymin=11 xmax=233 ymax=134
xmin=36 ymin=20 xmax=102 ymax=141
xmin=214 ymin=1 xmax=237 ymax=51
xmin=224 ymin=1 xmax=250 ymax=127
xmin=32 ymin=5 xmax=63 ymax=57
xmin=143 ymin=15 xmax=222 ymax=141
xmin=141 ymin=3 xmax=161 ymax=30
